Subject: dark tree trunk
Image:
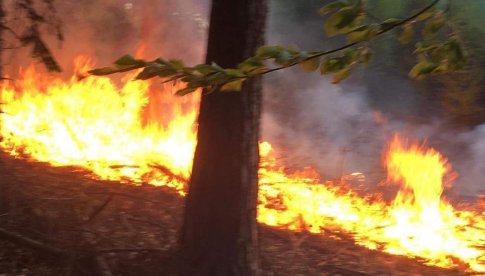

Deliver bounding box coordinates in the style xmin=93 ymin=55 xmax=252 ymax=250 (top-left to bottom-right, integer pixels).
xmin=0 ymin=0 xmax=6 ymax=215
xmin=181 ymin=0 xmax=267 ymax=275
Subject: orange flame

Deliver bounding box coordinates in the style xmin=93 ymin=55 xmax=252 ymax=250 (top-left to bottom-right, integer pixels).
xmin=0 ymin=58 xmax=484 ymax=272
xmin=0 ymin=56 xmax=198 ymax=194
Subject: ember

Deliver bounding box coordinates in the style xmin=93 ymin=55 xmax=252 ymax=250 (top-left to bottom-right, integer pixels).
xmin=0 ymin=58 xmax=484 ymax=272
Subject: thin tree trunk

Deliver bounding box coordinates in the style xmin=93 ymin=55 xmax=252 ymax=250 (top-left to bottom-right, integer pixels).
xmin=181 ymin=0 xmax=267 ymax=275
xmin=0 ymin=0 xmax=6 ymax=215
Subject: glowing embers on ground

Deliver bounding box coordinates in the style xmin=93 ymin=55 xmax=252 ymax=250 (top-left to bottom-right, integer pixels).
xmin=0 ymin=59 xmax=484 ymax=272
xmin=259 ymin=138 xmax=485 ymax=272
xmin=0 ymin=56 xmax=198 ymax=194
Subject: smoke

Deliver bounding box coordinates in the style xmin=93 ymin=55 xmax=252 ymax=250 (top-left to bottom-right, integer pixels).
xmin=261 ymin=1 xmax=485 ymax=198
xmin=3 ymin=0 xmax=209 ymax=76
xmin=2 ymin=0 xmax=483 ymax=198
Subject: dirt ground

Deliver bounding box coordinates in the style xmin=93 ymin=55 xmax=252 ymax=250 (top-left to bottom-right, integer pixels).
xmin=0 ymin=151 xmax=476 ymax=275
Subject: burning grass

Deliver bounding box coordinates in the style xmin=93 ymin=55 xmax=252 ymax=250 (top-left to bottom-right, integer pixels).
xmin=0 ymin=57 xmax=484 ymax=273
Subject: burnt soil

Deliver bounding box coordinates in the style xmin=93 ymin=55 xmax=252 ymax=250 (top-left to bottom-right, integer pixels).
xmin=0 ymin=151 xmax=476 ymax=276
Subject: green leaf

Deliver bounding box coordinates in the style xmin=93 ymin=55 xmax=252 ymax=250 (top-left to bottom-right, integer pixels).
xmin=168 ymin=59 xmax=184 ymax=70
xmin=344 ymin=49 xmax=358 ymax=62
xmin=445 ymin=39 xmax=466 ymax=69
xmin=422 ymin=15 xmax=446 ymax=39
xmin=409 ymin=61 xmax=439 ymax=79
xmin=300 ymin=57 xmax=321 ymax=72
xmin=415 ymin=8 xmax=436 ymax=22
xmin=399 ymin=24 xmax=414 ymax=44
xmin=347 ymin=27 xmax=369 ymax=43
xmin=114 ymin=55 xmax=144 ymax=66
xmin=175 ymin=87 xmax=198 ymax=96
xmin=238 ymin=57 xmax=265 ymax=75
xmin=210 ymin=62 xmax=225 ymax=72
xmin=154 ymin=58 xmax=169 ymax=65
xmin=332 ymin=68 xmax=351 ymax=83
xmin=415 ymin=41 xmax=440 ymax=53
xmin=380 ymin=18 xmax=401 ymax=30
xmin=319 ymin=0 xmax=349 ymax=15
xmin=206 ymin=72 xmax=229 ymax=85
xmin=319 ymin=62 xmax=329 ymax=75
xmin=224 ymin=69 xmax=246 ymax=78
xmin=273 ymin=49 xmax=293 ymax=66
xmin=89 ymin=67 xmax=121 ymax=76
xmin=430 ymin=47 xmax=446 ymax=63
xmin=320 ymin=58 xmax=344 ymax=74
xmin=89 ymin=64 xmax=143 ymax=76
xmin=324 ymin=6 xmax=362 ymax=37
xmin=256 ymin=46 xmax=285 ymax=58
xmin=194 ymin=64 xmax=217 ymax=75
xmin=221 ymin=79 xmax=244 ymax=92
xmin=135 ymin=64 xmax=169 ymax=80
xmin=347 ymin=24 xmax=379 ymax=43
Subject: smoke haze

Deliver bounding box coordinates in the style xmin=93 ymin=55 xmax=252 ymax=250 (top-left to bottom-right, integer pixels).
xmin=3 ymin=0 xmax=483 ymax=198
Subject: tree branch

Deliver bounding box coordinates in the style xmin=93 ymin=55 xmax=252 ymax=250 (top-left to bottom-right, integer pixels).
xmin=0 ymin=227 xmax=73 ymax=256
xmin=260 ymin=0 xmax=441 ymax=76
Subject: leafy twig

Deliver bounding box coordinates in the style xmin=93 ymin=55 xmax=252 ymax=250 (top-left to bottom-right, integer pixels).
xmin=90 ymin=0 xmax=463 ymax=93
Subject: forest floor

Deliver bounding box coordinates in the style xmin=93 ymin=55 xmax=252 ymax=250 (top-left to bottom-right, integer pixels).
xmin=0 ymin=151 xmax=476 ymax=276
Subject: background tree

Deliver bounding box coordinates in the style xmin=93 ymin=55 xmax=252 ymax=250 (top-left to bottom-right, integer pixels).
xmin=0 ymin=0 xmax=61 ymax=219
xmin=0 ymin=0 xmax=5 ymax=214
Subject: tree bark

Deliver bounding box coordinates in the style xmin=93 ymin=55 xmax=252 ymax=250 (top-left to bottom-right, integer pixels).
xmin=0 ymin=0 xmax=6 ymax=215
xmin=181 ymin=0 xmax=267 ymax=275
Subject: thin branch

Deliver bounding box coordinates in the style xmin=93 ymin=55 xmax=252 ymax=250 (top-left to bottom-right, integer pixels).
xmin=149 ymin=163 xmax=189 ymax=184
xmin=259 ymin=0 xmax=441 ymax=76
xmin=0 ymin=227 xmax=73 ymax=256
xmin=83 ymin=194 xmax=114 ymax=224
xmin=84 ymin=191 xmax=161 ymax=203
xmin=96 ymin=248 xmax=165 ymax=254
xmin=0 ymin=24 xmax=21 ymax=40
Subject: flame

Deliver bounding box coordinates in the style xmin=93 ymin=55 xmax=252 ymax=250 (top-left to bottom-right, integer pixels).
xmin=0 ymin=57 xmax=484 ymax=272
xmin=381 ymin=136 xmax=484 ymax=269
xmin=258 ymin=136 xmax=485 ymax=272
xmin=0 ymin=56 xmax=198 ymax=194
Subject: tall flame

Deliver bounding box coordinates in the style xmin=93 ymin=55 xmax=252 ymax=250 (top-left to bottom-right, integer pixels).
xmin=0 ymin=56 xmax=198 ymax=194
xmin=0 ymin=57 xmax=484 ymax=272
xmin=258 ymin=136 xmax=485 ymax=272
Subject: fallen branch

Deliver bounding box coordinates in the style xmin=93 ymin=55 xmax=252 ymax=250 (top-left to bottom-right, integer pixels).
xmin=97 ymin=248 xmax=165 ymax=254
xmin=149 ymin=163 xmax=188 ymax=184
xmin=84 ymin=191 xmax=160 ymax=204
xmin=109 ymin=164 xmax=140 ymax=169
xmin=83 ymin=194 xmax=114 ymax=224
xmin=127 ymin=217 xmax=165 ymax=229
xmin=318 ymin=264 xmax=371 ymax=276
xmin=0 ymin=227 xmax=123 ymax=275
xmin=0 ymin=226 xmax=73 ymax=257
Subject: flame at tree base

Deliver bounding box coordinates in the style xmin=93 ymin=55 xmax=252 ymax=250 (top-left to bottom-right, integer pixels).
xmin=1 ymin=57 xmax=484 ymax=272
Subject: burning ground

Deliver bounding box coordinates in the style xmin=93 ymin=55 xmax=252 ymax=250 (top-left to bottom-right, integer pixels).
xmin=0 ymin=58 xmax=484 ymax=274
xmin=0 ymin=147 xmax=478 ymax=275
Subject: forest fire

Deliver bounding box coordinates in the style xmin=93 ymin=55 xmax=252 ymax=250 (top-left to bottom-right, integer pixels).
xmin=0 ymin=56 xmax=197 ymax=194
xmin=0 ymin=58 xmax=484 ymax=272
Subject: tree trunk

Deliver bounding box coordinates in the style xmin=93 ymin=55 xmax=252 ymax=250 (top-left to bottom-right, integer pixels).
xmin=0 ymin=0 xmax=6 ymax=215
xmin=181 ymin=0 xmax=267 ymax=275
